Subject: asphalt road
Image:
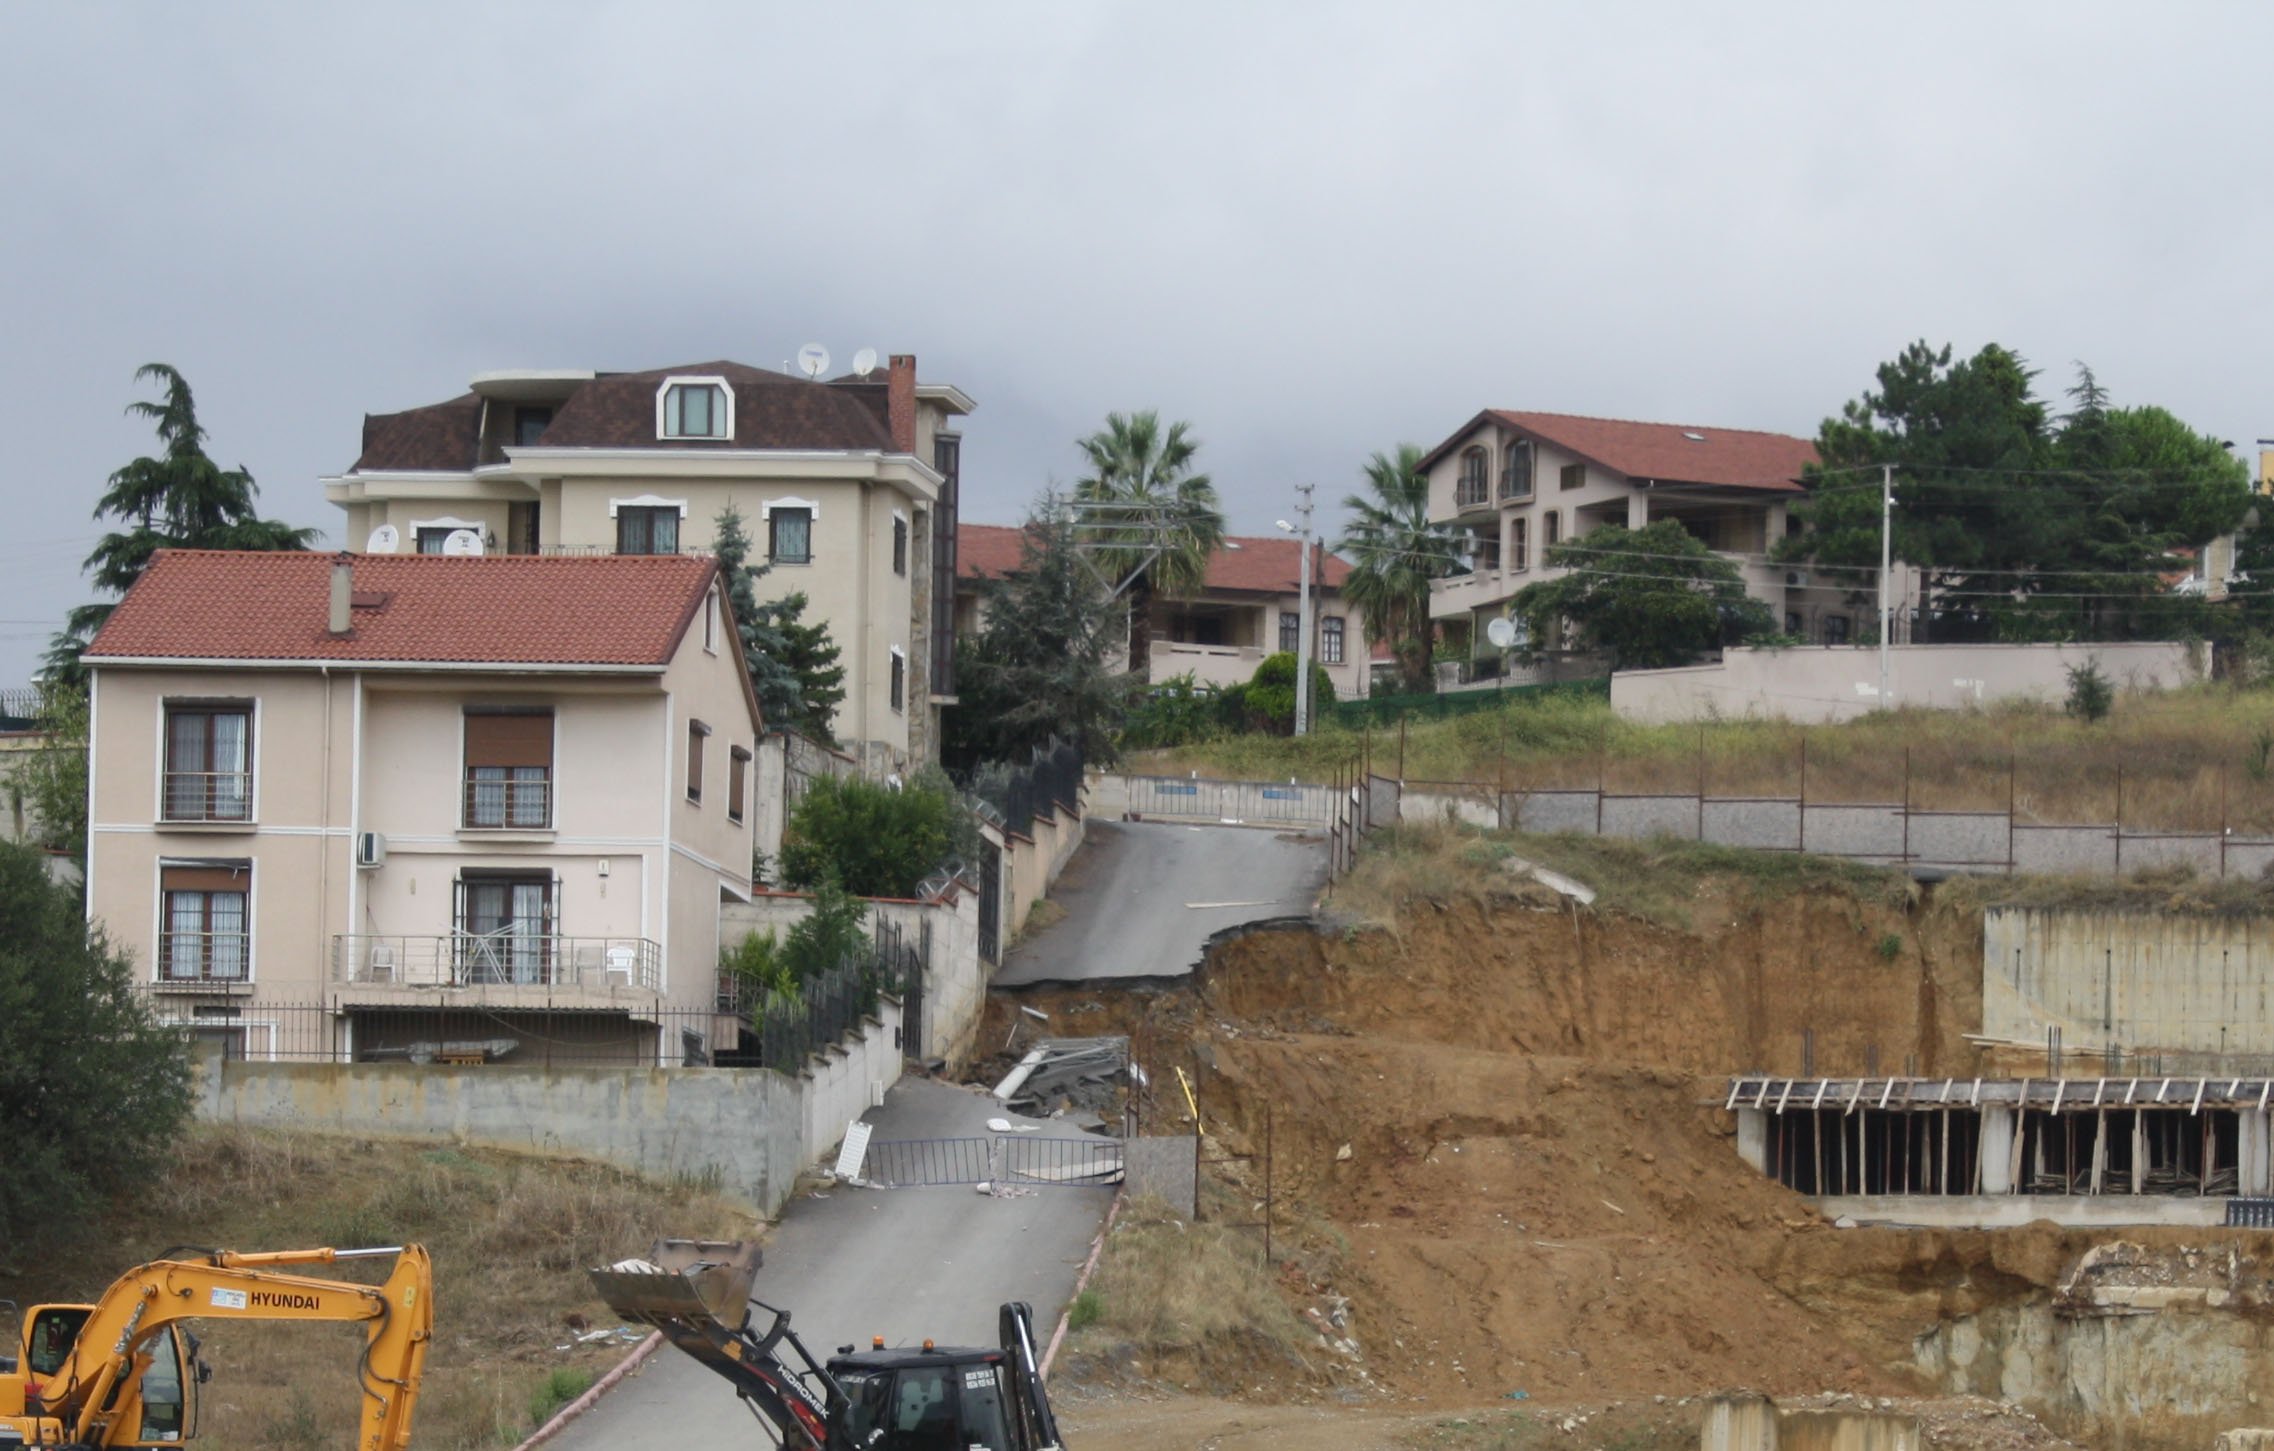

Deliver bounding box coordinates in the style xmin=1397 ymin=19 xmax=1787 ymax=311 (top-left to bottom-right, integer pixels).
xmin=549 ymin=1079 xmax=1113 ymax=1451
xmin=991 ymin=820 xmax=1326 ymax=987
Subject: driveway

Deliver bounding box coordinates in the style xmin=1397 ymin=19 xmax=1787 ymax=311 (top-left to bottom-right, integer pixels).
xmin=550 ymin=1079 xmax=1114 ymax=1451
xmin=991 ymin=820 xmax=1325 ymax=987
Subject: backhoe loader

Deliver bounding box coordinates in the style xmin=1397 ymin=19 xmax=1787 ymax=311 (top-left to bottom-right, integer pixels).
xmin=591 ymin=1240 xmax=1066 ymax=1451
xmin=0 ymin=1245 xmax=431 ymax=1451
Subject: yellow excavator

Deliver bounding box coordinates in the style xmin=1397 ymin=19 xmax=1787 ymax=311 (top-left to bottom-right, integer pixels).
xmin=0 ymin=1245 xmax=431 ymax=1451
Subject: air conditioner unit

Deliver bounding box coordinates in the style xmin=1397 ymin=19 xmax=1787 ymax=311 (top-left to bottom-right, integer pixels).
xmin=1785 ymin=570 xmax=1810 ymax=588
xmin=356 ymin=831 xmax=387 ymax=869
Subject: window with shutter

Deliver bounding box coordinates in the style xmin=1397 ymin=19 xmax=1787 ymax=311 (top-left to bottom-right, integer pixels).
xmin=162 ymin=702 xmax=253 ymax=822
xmin=687 ymin=720 xmax=710 ymax=802
xmin=463 ymin=710 xmax=553 ymax=828
xmin=729 ymin=746 xmax=750 ymax=824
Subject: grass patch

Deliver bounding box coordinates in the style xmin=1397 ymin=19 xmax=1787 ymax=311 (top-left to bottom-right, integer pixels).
xmin=1139 ymin=679 xmax=2274 ymax=833
xmin=1019 ymin=898 xmax=1067 ymax=940
xmin=1067 ymin=1287 xmax=1102 ymax=1330
xmin=1331 ymin=821 xmax=1915 ymax=932
xmin=1936 ymin=861 xmax=2274 ymax=918
xmin=0 ymin=1125 xmax=752 ymax=1451
xmin=525 ymin=1366 xmax=596 ymax=1428
xmin=1070 ymin=1195 xmax=1313 ymax=1363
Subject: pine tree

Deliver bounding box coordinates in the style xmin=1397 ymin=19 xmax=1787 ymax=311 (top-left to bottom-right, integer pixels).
xmin=46 ymin=364 xmax=315 ymax=684
xmin=711 ymin=505 xmax=847 ymax=742
xmin=944 ymin=498 xmax=1132 ymax=771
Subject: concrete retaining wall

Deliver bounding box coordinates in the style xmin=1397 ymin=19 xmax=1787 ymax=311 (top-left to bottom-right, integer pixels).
xmin=196 ymin=992 xmax=904 ymax=1214
xmin=1612 ymin=641 xmax=2196 ymax=725
xmin=1984 ymin=906 xmax=2274 ymax=1062
xmin=1819 ymin=1193 xmax=2232 ymax=1229
xmin=721 ymin=889 xmax=988 ymax=1072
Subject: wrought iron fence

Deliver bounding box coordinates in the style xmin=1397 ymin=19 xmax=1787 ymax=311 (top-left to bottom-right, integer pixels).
xmin=972 ymin=738 xmax=1083 ymax=839
xmin=740 ymin=916 xmax=927 ymax=1071
xmin=0 ymin=687 xmax=41 ymax=730
xmin=147 ymin=999 xmax=731 ymax=1067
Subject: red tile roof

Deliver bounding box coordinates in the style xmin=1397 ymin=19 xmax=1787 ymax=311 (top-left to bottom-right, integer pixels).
xmin=957 ymin=525 xmax=1351 ymax=595
xmin=86 ymin=550 xmax=718 ymax=667
xmin=1423 ymin=410 xmax=1816 ymax=492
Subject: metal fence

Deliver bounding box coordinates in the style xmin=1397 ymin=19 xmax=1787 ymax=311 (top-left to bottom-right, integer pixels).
xmin=1121 ymin=774 xmax=1334 ymax=826
xmin=857 ymin=1134 xmax=1124 ymax=1188
xmin=0 ymin=687 xmax=41 ymax=730
xmin=973 ymin=738 xmax=1083 ymax=839
xmin=150 ymin=999 xmax=731 ymax=1067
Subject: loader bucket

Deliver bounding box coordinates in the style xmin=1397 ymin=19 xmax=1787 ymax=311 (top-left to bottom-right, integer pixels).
xmin=589 ymin=1240 xmax=762 ymax=1329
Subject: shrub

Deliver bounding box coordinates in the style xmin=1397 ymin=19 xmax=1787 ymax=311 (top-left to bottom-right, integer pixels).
xmin=721 ymin=928 xmax=793 ymax=998
xmin=1238 ymin=652 xmax=1338 ymax=736
xmin=0 ymin=839 xmax=190 ymax=1251
xmin=780 ymin=772 xmax=956 ymax=898
xmin=1119 ymin=672 xmax=1226 ymax=750
xmin=781 ymin=873 xmax=871 ymax=984
xmin=2065 ymin=658 xmax=2115 ymax=722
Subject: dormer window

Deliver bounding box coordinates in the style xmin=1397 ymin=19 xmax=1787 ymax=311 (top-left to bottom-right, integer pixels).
xmin=657 ymin=378 xmax=731 ymax=440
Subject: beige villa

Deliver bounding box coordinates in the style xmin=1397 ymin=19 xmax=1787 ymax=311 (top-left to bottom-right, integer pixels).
xmin=955 ymin=526 xmax=1372 ymax=700
xmin=1420 ymin=410 xmax=1921 ymax=657
xmin=82 ymin=549 xmax=763 ymax=1066
xmin=322 ymin=356 xmax=973 ymax=769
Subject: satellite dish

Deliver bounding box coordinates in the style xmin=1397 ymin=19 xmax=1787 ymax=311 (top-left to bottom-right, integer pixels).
xmin=1486 ymin=616 xmax=1518 ymax=650
xmin=851 ymin=347 xmax=878 ymax=379
xmin=441 ymin=529 xmax=484 ymax=557
xmin=796 ymin=343 xmax=831 ymax=380
xmin=366 ymin=524 xmax=400 ymax=554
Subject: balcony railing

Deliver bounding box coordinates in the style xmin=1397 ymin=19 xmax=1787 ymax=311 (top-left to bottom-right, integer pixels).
xmin=162 ymin=771 xmax=253 ymax=822
xmin=1454 ymin=476 xmax=1492 ymax=510
xmin=158 ymin=932 xmax=250 ymax=984
xmin=330 ymin=933 xmax=662 ymax=992
xmin=463 ymin=772 xmax=551 ymax=829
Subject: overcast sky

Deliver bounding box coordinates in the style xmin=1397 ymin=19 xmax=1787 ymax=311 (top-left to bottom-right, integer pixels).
xmin=3 ymin=2 xmax=2269 ymax=682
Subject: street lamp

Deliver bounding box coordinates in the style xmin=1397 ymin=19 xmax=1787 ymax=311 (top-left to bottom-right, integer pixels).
xmin=1278 ymin=485 xmax=1316 ymax=736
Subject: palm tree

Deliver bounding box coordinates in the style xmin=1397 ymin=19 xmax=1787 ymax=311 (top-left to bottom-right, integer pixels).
xmin=1073 ymin=410 xmax=1226 ymax=674
xmin=1335 ymin=445 xmax=1462 ymax=694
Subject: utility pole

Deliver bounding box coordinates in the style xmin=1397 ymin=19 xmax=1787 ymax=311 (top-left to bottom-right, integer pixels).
xmin=1877 ymin=463 xmax=1894 ymax=710
xmin=1294 ymin=484 xmax=1316 ymax=737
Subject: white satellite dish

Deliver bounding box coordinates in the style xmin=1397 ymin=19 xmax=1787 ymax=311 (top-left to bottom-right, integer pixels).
xmin=1486 ymin=616 xmax=1518 ymax=650
xmin=851 ymin=346 xmax=878 ymax=379
xmin=796 ymin=343 xmax=831 ymax=380
xmin=366 ymin=524 xmax=400 ymax=554
xmin=441 ymin=529 xmax=484 ymax=557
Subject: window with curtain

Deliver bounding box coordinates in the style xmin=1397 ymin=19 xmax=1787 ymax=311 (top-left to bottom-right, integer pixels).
xmin=463 ymin=709 xmax=553 ymax=828
xmin=163 ymin=704 xmax=252 ymax=821
xmin=769 ymin=507 xmax=813 ymax=564
xmin=616 ymin=506 xmax=680 ymax=555
xmin=456 ymin=874 xmax=553 ymax=985
xmin=160 ymin=863 xmax=249 ymax=981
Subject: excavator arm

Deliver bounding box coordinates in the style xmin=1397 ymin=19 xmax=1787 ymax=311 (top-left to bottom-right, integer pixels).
xmin=29 ymin=1246 xmax=431 ymax=1451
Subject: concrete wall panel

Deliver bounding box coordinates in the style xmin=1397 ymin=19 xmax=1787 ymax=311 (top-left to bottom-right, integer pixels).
xmin=1703 ymin=798 xmax=1801 ymax=851
xmin=1907 ymin=813 xmax=2008 ymax=867
xmin=1601 ymin=794 xmax=1698 ymax=840
xmin=1801 ymin=805 xmax=1904 ymax=858
xmin=2012 ymin=826 xmax=2117 ymax=876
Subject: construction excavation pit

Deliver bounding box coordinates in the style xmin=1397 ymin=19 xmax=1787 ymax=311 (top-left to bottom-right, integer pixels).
xmin=981 ymin=846 xmax=2274 ymax=1451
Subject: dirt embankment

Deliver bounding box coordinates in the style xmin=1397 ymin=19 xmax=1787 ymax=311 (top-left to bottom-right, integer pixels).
xmin=1034 ymin=877 xmax=2274 ymax=1449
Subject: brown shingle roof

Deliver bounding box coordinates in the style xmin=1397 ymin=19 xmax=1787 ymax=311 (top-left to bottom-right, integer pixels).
xmin=86 ymin=550 xmax=718 ymax=667
xmin=956 ymin=525 xmax=1351 ymax=595
xmin=1423 ymin=410 xmax=1816 ymax=492
xmin=347 ymin=363 xmax=903 ymax=473
xmin=355 ymin=393 xmax=483 ymax=472
xmin=542 ymin=361 xmax=896 ymax=452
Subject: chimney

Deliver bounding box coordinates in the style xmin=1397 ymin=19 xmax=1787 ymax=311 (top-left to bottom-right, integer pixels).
xmin=887 ymin=354 xmax=917 ymax=454
xmin=328 ymin=553 xmax=353 ymax=636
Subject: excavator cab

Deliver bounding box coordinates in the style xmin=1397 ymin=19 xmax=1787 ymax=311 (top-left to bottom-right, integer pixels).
xmin=591 ymin=1243 xmax=1065 ymax=1451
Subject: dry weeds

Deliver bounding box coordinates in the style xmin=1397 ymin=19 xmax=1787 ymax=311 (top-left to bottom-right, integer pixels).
xmin=1069 ymin=1194 xmax=1318 ymax=1371
xmin=1140 ymin=684 xmax=2274 ymax=833
xmin=0 ymin=1126 xmax=753 ymax=1451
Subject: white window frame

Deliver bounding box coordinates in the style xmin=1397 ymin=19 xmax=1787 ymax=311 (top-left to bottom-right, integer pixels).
xmin=888 ymin=645 xmax=907 ymax=714
xmin=758 ymin=496 xmax=823 ymax=523
xmin=655 ymin=376 xmax=734 ymax=440
xmin=703 ymin=585 xmax=719 ymax=653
